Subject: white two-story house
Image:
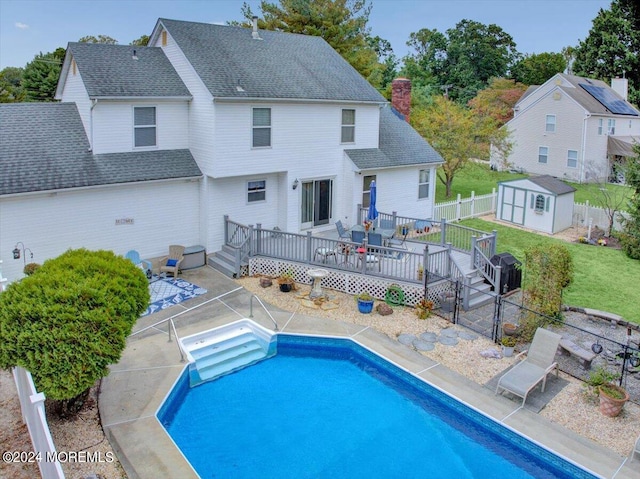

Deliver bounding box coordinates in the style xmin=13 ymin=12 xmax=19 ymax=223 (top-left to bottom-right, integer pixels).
xmin=491 ymin=73 xmax=639 ymax=183
xmin=0 ymin=18 xmax=443 ymax=283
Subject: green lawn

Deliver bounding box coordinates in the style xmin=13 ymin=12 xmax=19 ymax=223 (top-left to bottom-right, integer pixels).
xmin=461 ymin=218 xmax=640 ymax=323
xmin=436 ymin=162 xmax=631 ymax=210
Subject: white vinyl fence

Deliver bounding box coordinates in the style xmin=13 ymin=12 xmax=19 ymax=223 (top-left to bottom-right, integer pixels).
xmin=572 ymin=200 xmax=630 ymax=232
xmin=12 ymin=366 xmax=65 ymax=479
xmin=434 ymin=189 xmax=497 ymax=222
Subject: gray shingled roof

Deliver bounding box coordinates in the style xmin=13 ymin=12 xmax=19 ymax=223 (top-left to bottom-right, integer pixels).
xmin=528 ymin=175 xmax=576 ymax=195
xmin=0 ymin=103 xmax=201 ymax=196
xmin=67 ymin=42 xmax=191 ymax=98
xmin=157 ymin=18 xmax=385 ymax=102
xmin=344 ymin=107 xmax=444 ymax=170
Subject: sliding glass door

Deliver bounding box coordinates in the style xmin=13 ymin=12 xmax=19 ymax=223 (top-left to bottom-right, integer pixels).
xmin=301 ymin=179 xmax=333 ymax=228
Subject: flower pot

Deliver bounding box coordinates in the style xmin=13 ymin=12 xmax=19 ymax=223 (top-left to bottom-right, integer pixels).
xmin=502 ymin=346 xmax=514 ymax=357
xmin=279 ymin=283 xmax=293 ymax=293
xmin=357 ymin=299 xmax=374 ymax=314
xmin=502 ymin=323 xmax=519 ymax=336
xmin=598 ymin=385 xmax=629 ymax=417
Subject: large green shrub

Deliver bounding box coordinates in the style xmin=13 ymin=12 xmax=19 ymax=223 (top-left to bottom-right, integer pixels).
xmin=0 ymin=249 xmax=149 ymax=404
xmin=620 ymin=148 xmax=640 ymax=260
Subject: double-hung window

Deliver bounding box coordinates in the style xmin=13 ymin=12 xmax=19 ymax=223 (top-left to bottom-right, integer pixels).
xmin=598 ymin=118 xmax=603 ymax=135
xmin=538 ymin=146 xmax=548 ymax=164
xmin=341 ymin=109 xmax=355 ymax=143
xmin=418 ymin=169 xmax=429 ymax=199
xmin=608 ymin=118 xmax=616 ymax=135
xmin=247 ymin=180 xmax=266 ymax=202
xmin=567 ymin=149 xmax=578 ymax=168
xmin=134 ymin=107 xmax=156 ymax=148
xmin=362 ymin=175 xmax=376 ymax=207
xmin=545 ymin=114 xmax=556 ymax=133
xmin=252 ymin=108 xmax=271 ymax=148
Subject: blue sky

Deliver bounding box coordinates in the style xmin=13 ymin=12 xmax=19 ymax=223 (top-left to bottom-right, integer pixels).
xmin=0 ymin=0 xmax=611 ymax=69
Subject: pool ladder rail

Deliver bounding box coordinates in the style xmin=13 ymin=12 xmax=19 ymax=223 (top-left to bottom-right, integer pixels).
xmin=180 ymin=319 xmax=277 ymax=386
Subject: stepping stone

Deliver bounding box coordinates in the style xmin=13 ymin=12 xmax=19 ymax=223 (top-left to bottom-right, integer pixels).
xmin=440 ymin=328 xmax=458 ymax=338
xmin=398 ymin=334 xmax=417 ymax=346
xmin=413 ymin=339 xmax=435 ymax=351
xmin=458 ymin=331 xmax=479 ymax=341
xmin=419 ymin=332 xmax=438 ymax=342
xmin=438 ymin=336 xmax=459 ymax=346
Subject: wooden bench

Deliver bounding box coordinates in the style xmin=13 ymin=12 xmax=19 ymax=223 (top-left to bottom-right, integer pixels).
xmin=559 ymin=339 xmax=597 ymax=370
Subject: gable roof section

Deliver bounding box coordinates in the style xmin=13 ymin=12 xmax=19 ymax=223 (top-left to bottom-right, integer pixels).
xmin=64 ymin=42 xmax=191 ymax=98
xmin=345 ymin=107 xmax=444 ymax=170
xmin=0 ymin=103 xmax=201 ymax=196
xmin=500 ymin=175 xmax=575 ymax=196
xmin=155 ymin=18 xmax=385 ymax=103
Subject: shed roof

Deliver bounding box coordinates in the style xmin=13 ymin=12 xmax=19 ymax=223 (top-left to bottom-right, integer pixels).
xmin=500 ymin=175 xmax=576 ymax=196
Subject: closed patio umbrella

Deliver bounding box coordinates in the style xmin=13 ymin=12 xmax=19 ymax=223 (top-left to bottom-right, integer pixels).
xmin=367 ymin=180 xmax=378 ymax=223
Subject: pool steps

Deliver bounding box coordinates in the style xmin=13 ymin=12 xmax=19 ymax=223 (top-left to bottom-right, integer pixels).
xmin=179 ymin=319 xmax=277 ymax=386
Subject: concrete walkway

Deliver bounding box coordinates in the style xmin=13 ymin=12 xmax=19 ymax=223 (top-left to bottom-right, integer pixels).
xmin=99 ymin=266 xmax=639 ymax=479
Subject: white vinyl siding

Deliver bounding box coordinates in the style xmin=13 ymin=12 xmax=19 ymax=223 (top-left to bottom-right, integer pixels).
xmin=538 ymin=146 xmax=548 ymax=164
xmin=418 ymin=169 xmax=429 ymax=199
xmin=252 ymin=108 xmax=271 ymax=148
xmin=134 ymin=106 xmax=156 ymax=147
xmin=341 ymin=109 xmax=355 ymax=143
xmin=545 ymin=114 xmax=556 ymax=133
xmin=567 ymin=149 xmax=578 ymax=168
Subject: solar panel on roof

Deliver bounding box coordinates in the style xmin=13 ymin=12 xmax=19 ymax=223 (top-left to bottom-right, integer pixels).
xmin=579 ymin=83 xmax=639 ymax=116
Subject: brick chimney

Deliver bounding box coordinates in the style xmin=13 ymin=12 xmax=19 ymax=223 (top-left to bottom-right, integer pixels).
xmin=391 ymin=77 xmax=411 ymax=122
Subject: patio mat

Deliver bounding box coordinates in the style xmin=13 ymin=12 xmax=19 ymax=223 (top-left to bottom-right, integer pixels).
xmin=484 ymin=364 xmax=569 ymax=413
xmin=142 ymin=277 xmax=207 ymax=317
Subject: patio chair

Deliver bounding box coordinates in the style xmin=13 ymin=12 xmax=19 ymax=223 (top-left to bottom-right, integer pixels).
xmin=495 ymin=328 xmax=561 ymax=407
xmin=335 ymin=220 xmax=351 ymax=240
xmin=314 ymin=246 xmax=338 ymax=264
xmin=160 ymin=245 xmax=185 ymax=279
xmin=125 ymin=250 xmax=152 ymax=279
xmin=351 ymin=229 xmax=366 ymax=244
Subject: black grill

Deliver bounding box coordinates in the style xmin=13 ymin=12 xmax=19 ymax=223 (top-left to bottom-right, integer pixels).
xmin=490 ymin=253 xmax=522 ymax=294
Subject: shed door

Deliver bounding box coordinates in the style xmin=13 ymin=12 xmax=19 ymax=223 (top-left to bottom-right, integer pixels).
xmin=500 ymin=186 xmax=525 ymax=225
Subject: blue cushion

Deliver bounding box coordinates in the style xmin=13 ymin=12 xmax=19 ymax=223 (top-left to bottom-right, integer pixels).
xmin=166 ymin=259 xmax=178 ymax=267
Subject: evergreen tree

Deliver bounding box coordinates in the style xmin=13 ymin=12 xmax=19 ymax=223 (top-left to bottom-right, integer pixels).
xmin=21 ymin=48 xmax=65 ymax=102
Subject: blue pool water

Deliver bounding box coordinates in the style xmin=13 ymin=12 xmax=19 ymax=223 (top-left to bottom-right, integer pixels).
xmin=159 ymin=335 xmax=597 ymax=479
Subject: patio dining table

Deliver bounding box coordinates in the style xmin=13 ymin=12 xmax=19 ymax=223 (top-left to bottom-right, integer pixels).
xmin=352 ymin=224 xmax=395 ymax=244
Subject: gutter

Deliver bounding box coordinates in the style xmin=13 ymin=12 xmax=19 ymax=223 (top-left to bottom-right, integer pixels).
xmin=213 ymin=96 xmax=386 ymax=106
xmin=89 ymin=99 xmax=98 ymax=151
xmin=88 ymin=96 xmax=192 ymax=101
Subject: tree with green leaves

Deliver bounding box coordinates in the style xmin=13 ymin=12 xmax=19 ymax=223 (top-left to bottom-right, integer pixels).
xmin=130 ymin=34 xmax=150 ymax=46
xmin=510 ymin=52 xmax=566 ymax=86
xmin=78 ymin=34 xmax=118 ymax=44
xmin=237 ymin=0 xmax=385 ymax=87
xmin=0 ymin=67 xmax=25 ymax=102
xmin=0 ymin=249 xmax=149 ymax=414
xmin=468 ymin=77 xmax=528 ymax=127
xmin=403 ymin=20 xmax=518 ymax=104
xmin=21 ymin=48 xmax=65 ymax=102
xmin=411 ymin=94 xmax=510 ymax=197
xmin=572 ymin=0 xmax=640 ymax=106
xmin=620 ymin=146 xmax=640 ymax=259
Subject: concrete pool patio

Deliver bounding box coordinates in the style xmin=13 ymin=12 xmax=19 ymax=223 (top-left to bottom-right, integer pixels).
xmin=100 ymin=266 xmax=640 ymax=479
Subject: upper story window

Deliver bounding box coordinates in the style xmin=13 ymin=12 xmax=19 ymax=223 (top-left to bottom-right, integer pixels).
xmin=247 ymin=180 xmax=266 ymax=203
xmin=134 ymin=107 xmax=156 ymax=148
xmin=608 ymin=118 xmax=616 ymax=135
xmin=252 ymin=108 xmax=271 ymax=148
xmin=341 ymin=109 xmax=355 ymax=143
xmin=418 ymin=169 xmax=429 ymax=199
xmin=362 ymin=175 xmax=375 ymax=207
xmin=538 ymin=146 xmax=548 ymax=164
xmin=545 ymin=115 xmax=556 ymax=133
xmin=567 ymin=149 xmax=578 ymax=168
xmin=598 ymin=118 xmax=603 ymax=135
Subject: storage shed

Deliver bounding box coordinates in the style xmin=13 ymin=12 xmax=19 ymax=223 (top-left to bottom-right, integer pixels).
xmin=496 ymin=176 xmax=575 ymax=234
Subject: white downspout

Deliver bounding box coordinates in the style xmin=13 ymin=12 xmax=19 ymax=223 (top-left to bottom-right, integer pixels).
xmin=579 ymin=113 xmax=590 ymax=183
xmin=89 ymin=99 xmax=98 ymax=151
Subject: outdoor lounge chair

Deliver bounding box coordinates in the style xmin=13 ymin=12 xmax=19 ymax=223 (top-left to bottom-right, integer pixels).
xmin=496 ymin=328 xmax=561 ymax=406
xmin=335 ymin=220 xmax=351 ymax=240
xmin=125 ymin=250 xmax=152 ymax=279
xmin=160 ymin=245 xmax=185 ymax=279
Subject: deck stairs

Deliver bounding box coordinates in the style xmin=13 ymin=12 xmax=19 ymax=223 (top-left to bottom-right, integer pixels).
xmin=208 ymin=244 xmax=245 ymax=278
xmin=180 ymin=320 xmax=276 ymax=387
xmin=449 ymin=249 xmax=495 ymax=311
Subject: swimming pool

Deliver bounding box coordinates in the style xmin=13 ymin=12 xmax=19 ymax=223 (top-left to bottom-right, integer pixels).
xmin=158 ymin=334 xmax=598 ymax=479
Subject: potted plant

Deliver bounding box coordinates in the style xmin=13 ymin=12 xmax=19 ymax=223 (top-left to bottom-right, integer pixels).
xmin=356 ymin=291 xmax=374 ymax=314
xmin=23 ymin=262 xmax=41 ymax=276
xmin=415 ymin=299 xmax=434 ymax=320
xmin=502 ymin=323 xmax=519 ymax=337
xmin=501 ymin=336 xmax=517 ymax=357
xmin=598 ymin=383 xmax=629 ymax=417
xmin=277 ymin=270 xmax=295 ymax=292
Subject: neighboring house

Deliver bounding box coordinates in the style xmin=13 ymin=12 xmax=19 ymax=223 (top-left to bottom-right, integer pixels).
xmin=0 ymin=19 xmax=443 ymax=284
xmin=491 ymin=73 xmax=640 ymax=183
xmin=496 ymin=175 xmax=575 ymax=234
